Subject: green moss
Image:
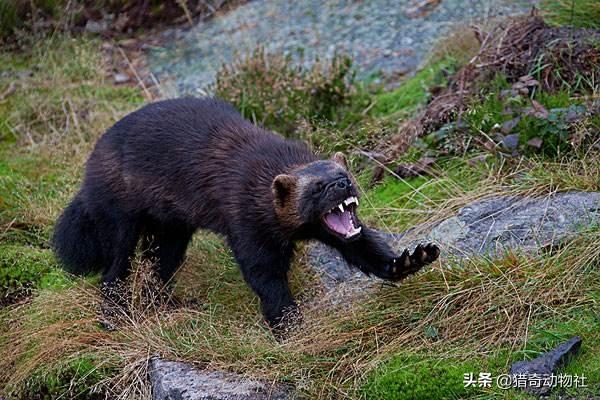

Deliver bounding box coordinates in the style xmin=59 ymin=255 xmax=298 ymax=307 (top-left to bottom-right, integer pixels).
xmin=370 ymin=60 xmax=455 ymax=118
xmin=22 ymin=354 xmax=112 ymax=400
xmin=361 ymin=354 xmax=483 ymax=400
xmin=0 ymin=243 xmax=71 ymax=298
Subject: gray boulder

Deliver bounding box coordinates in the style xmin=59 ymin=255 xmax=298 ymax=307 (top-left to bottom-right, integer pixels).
xmin=149 ymin=358 xmax=294 ymax=400
xmin=309 ymin=192 xmax=600 ymax=290
xmin=149 ymin=192 xmax=599 ymax=399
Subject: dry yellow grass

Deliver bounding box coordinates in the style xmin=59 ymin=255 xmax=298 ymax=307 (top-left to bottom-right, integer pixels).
xmin=0 ymin=32 xmax=598 ymax=399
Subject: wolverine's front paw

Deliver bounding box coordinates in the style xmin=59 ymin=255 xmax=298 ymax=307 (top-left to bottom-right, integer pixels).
xmin=380 ymin=243 xmax=440 ymax=281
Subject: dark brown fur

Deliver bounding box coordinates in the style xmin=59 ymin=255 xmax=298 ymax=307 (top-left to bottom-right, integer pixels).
xmin=53 ymin=97 xmax=439 ymax=329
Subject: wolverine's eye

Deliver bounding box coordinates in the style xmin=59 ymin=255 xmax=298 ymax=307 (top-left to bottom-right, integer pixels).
xmin=313 ymin=182 xmax=324 ymax=194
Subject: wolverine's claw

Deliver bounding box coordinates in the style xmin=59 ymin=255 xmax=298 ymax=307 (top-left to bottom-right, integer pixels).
xmin=402 ymin=249 xmax=411 ymax=267
xmin=381 ymin=243 xmax=440 ymax=281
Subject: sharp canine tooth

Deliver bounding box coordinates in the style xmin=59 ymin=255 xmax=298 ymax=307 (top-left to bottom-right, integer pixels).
xmin=344 ymin=196 xmax=359 ymax=206
xmin=338 ymin=204 xmax=344 ymax=212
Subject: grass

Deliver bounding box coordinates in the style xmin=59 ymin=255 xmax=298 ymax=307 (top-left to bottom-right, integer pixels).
xmin=361 ymin=354 xmax=483 ymax=399
xmin=541 ymin=0 xmax=600 ymax=29
xmin=370 ymin=59 xmax=456 ymax=119
xmin=0 ymin=243 xmax=70 ymax=303
xmin=0 ymin=27 xmax=599 ymax=400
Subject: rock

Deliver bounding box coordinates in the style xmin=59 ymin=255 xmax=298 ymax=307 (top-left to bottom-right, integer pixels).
xmin=19 ymin=70 xmax=34 ymax=79
xmin=149 ymin=358 xmax=294 ymax=400
xmin=428 ymin=192 xmax=600 ymax=256
xmin=510 ymin=336 xmax=582 ymax=396
xmin=114 ymin=72 xmax=131 ymax=84
xmin=85 ymin=19 xmax=109 ymax=34
xmin=308 ymin=192 xmax=600 ymax=290
xmin=501 ymin=133 xmax=520 ymax=151
xmin=146 ymin=0 xmax=529 ymax=93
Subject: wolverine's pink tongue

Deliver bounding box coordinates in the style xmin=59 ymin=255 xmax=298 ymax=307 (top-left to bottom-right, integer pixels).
xmin=325 ymin=209 xmax=353 ymax=235
xmin=323 ymin=198 xmax=362 ymax=238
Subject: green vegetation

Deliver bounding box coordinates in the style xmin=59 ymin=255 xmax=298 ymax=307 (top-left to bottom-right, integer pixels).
xmin=460 ymin=76 xmax=597 ymax=157
xmin=362 ymin=355 xmax=482 ymax=399
xmin=0 ymin=0 xmax=244 ymax=41
xmin=21 ymin=355 xmax=113 ymax=400
xmin=213 ymin=47 xmax=372 ymax=138
xmin=1 ymin=9 xmax=599 ymax=399
xmin=0 ymin=243 xmax=69 ymax=300
xmin=370 ymin=60 xmax=455 ymax=118
xmin=541 ymin=0 xmax=600 ymax=28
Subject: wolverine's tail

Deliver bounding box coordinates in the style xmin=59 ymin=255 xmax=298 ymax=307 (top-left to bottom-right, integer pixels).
xmin=52 ymin=195 xmax=105 ymax=275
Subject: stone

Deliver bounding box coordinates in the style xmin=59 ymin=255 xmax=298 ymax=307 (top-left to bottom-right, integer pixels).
xmin=114 ymin=72 xmax=131 ymax=84
xmin=149 ymin=358 xmax=294 ymax=400
xmin=510 ymin=336 xmax=582 ymax=396
xmin=308 ymin=192 xmax=600 ymax=290
xmin=146 ymin=0 xmax=529 ymax=93
xmin=500 ymin=133 xmax=520 ymax=151
xmin=85 ymin=19 xmax=109 ymax=34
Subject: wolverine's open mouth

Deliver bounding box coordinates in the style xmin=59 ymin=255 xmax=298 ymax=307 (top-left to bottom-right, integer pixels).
xmin=322 ymin=196 xmax=361 ymax=239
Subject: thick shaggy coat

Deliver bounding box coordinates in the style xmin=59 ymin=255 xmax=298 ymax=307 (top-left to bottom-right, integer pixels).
xmin=53 ymin=97 xmax=439 ymax=328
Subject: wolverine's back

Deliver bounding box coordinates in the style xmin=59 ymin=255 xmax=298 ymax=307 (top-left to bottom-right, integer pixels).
xmin=83 ymin=97 xmax=316 ymax=232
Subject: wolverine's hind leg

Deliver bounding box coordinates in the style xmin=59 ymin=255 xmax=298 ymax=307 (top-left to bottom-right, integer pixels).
xmin=96 ymin=212 xmax=142 ymax=329
xmin=101 ymin=217 xmax=141 ymax=286
xmin=140 ymin=221 xmax=194 ymax=286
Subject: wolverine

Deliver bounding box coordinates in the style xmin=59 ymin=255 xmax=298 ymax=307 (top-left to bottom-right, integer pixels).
xmin=53 ymin=97 xmax=439 ymax=329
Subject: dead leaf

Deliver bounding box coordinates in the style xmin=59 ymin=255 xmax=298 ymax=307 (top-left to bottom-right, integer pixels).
xmin=394 ymin=156 xmax=437 ymax=178
xmin=468 ymin=154 xmax=488 ymax=166
xmin=528 ymin=100 xmax=549 ymax=119
xmin=370 ymin=166 xmax=386 ymax=186
xmin=526 ymin=137 xmax=543 ymax=149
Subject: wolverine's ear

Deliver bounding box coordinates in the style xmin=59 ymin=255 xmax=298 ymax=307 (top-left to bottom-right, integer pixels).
xmin=332 ymin=152 xmax=348 ymax=169
xmin=272 ymin=174 xmax=298 ymax=210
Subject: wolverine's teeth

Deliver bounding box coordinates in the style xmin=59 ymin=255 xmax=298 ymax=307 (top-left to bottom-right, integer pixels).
xmin=338 ymin=203 xmax=344 ymax=213
xmin=345 ymin=226 xmax=362 ymax=238
xmin=343 ymin=196 xmax=359 ymax=206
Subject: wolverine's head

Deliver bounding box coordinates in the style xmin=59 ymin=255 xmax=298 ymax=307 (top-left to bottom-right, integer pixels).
xmin=271 ymin=152 xmax=362 ymax=241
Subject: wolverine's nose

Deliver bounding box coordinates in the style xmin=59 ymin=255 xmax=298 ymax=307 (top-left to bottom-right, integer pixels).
xmin=336 ymin=178 xmax=351 ymax=189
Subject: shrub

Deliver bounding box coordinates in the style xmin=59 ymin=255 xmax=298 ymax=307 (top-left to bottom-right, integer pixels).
xmin=424 ymin=74 xmax=599 ymax=157
xmin=213 ymin=47 xmax=369 ymax=137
